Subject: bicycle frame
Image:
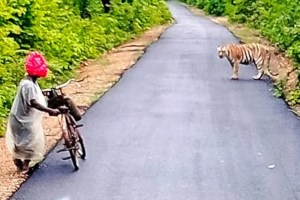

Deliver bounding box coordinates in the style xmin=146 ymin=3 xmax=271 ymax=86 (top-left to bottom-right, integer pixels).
xmin=58 ymin=108 xmax=77 ymax=143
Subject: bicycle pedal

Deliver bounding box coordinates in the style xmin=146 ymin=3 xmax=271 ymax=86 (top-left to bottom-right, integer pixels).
xmin=62 ymin=156 xmax=71 ymax=160
xmin=57 ymin=148 xmax=68 ymax=153
xmin=74 ymin=124 xmax=83 ymax=128
xmin=67 ymin=146 xmax=76 ymax=150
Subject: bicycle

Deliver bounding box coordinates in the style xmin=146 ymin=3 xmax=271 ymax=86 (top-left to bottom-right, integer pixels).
xmin=42 ymin=79 xmax=86 ymax=171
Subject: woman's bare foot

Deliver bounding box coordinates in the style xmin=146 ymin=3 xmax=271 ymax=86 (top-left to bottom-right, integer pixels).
xmin=21 ymin=160 xmax=31 ymax=174
xmin=13 ymin=159 xmax=24 ymax=172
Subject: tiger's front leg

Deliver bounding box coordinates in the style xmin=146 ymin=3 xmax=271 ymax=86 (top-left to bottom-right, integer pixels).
xmin=230 ymin=62 xmax=239 ymax=80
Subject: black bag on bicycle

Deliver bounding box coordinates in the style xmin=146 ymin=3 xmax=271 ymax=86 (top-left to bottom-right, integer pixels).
xmin=64 ymin=97 xmax=82 ymax=121
xmin=47 ymin=91 xmax=82 ymax=121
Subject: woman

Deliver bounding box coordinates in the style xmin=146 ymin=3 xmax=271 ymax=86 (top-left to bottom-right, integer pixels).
xmin=5 ymin=51 xmax=60 ymax=173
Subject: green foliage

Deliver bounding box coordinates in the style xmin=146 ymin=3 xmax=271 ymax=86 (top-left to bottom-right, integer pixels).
xmin=205 ymin=0 xmax=225 ymax=16
xmin=273 ymin=80 xmax=285 ymax=98
xmin=195 ymin=0 xmax=207 ymax=9
xmin=287 ymin=90 xmax=300 ymax=106
xmin=180 ymin=0 xmax=226 ymax=16
xmin=0 ymin=0 xmax=171 ymax=136
xmin=228 ymin=0 xmax=258 ymax=23
xmin=74 ymin=0 xmax=91 ymax=18
xmin=285 ymin=75 xmax=300 ymax=105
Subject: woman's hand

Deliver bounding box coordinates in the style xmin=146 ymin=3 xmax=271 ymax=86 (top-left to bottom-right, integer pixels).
xmin=48 ymin=109 xmax=60 ymax=116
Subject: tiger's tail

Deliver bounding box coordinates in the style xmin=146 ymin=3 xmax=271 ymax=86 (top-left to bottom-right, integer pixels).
xmin=265 ymin=47 xmax=279 ymax=77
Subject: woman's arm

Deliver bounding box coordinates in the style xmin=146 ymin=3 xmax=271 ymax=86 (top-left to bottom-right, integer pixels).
xmin=30 ymin=99 xmax=60 ymax=116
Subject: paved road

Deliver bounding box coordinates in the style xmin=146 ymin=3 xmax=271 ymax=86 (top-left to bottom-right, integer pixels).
xmin=11 ymin=1 xmax=300 ymax=200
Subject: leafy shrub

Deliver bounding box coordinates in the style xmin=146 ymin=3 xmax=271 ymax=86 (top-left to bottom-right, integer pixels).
xmin=288 ymin=41 xmax=300 ymax=64
xmin=204 ymin=0 xmax=225 ymax=16
xmin=228 ymin=0 xmax=257 ymax=23
xmin=273 ymin=80 xmax=285 ymax=98
xmin=195 ymin=0 xmax=207 ymax=9
xmin=287 ymin=90 xmax=300 ymax=106
xmin=180 ymin=0 xmax=226 ymax=16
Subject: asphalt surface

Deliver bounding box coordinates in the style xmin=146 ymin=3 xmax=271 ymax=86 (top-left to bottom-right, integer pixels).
xmin=11 ymin=1 xmax=300 ymax=200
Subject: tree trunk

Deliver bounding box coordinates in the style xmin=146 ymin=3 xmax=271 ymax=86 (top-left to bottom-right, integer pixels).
xmin=101 ymin=0 xmax=111 ymax=13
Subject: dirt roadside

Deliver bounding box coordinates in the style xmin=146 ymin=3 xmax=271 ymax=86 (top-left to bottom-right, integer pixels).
xmin=0 ymin=24 xmax=171 ymax=200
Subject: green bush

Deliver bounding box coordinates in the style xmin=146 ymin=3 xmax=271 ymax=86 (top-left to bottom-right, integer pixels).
xmin=195 ymin=0 xmax=207 ymax=9
xmin=287 ymin=89 xmax=300 ymax=106
xmin=181 ymin=0 xmax=225 ymax=16
xmin=0 ymin=0 xmax=171 ymax=136
xmin=204 ymin=0 xmax=225 ymax=16
xmin=273 ymin=80 xmax=285 ymax=98
xmin=228 ymin=0 xmax=258 ymax=23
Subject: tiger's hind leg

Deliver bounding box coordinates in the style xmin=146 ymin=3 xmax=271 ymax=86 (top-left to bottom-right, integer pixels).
xmin=253 ymin=68 xmax=264 ymax=80
xmin=253 ymin=61 xmax=264 ymax=80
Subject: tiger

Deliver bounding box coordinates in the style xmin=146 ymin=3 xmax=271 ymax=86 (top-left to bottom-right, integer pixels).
xmin=217 ymin=43 xmax=278 ymax=80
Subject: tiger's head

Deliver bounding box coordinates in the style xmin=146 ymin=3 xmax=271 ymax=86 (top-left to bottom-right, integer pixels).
xmin=217 ymin=46 xmax=227 ymax=58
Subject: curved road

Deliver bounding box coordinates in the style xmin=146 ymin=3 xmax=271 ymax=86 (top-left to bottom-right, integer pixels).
xmin=11 ymin=1 xmax=300 ymax=200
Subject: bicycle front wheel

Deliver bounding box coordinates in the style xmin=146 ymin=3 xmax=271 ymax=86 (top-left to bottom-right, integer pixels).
xmin=65 ymin=139 xmax=79 ymax=171
xmin=77 ymin=130 xmax=86 ymax=160
xmin=65 ymin=116 xmax=80 ymax=171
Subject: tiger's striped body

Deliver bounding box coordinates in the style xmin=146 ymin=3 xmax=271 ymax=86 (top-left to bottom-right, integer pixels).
xmin=217 ymin=43 xmax=278 ymax=80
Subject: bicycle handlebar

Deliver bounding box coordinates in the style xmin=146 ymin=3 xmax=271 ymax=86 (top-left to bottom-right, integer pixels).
xmin=42 ymin=79 xmax=75 ymax=93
